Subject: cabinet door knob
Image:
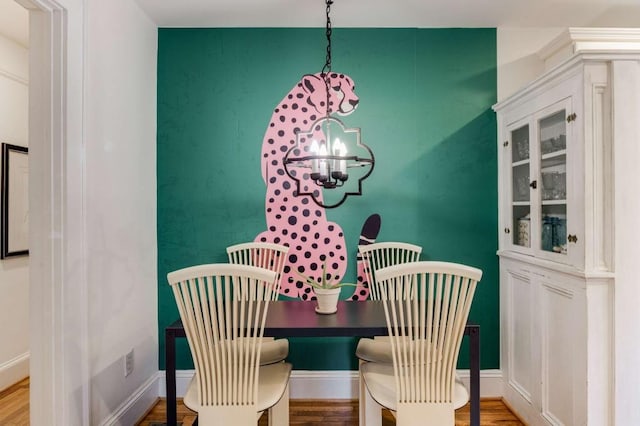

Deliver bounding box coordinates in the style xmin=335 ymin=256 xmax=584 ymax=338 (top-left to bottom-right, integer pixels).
xmin=529 ymin=180 xmax=537 ymax=189
xmin=568 ymin=234 xmax=578 ymax=243
xmin=504 ymin=227 xmax=511 ymax=234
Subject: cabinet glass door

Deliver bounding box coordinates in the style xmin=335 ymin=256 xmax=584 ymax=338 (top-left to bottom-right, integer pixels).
xmin=511 ymin=124 xmax=530 ymax=248
xmin=538 ymin=110 xmax=567 ymax=255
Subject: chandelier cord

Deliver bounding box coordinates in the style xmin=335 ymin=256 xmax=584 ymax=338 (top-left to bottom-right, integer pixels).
xmin=321 ymin=0 xmax=333 ymax=118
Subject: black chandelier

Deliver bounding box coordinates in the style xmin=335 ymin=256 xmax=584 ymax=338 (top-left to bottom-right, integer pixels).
xmin=283 ymin=0 xmax=374 ymax=209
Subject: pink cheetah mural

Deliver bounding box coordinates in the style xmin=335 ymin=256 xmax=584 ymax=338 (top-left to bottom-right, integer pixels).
xmin=255 ymin=72 xmax=377 ymax=301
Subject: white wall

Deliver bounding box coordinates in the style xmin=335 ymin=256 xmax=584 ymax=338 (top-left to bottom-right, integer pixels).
xmin=611 ymin=58 xmax=640 ymax=426
xmin=496 ymin=27 xmax=563 ymax=101
xmin=84 ymin=0 xmax=158 ymax=423
xmin=0 ymin=32 xmax=29 ymax=392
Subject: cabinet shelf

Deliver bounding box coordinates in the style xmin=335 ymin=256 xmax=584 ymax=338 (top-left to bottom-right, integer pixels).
xmin=541 ymin=152 xmax=567 ymax=172
xmin=541 ymin=199 xmax=566 ymax=205
xmin=512 ymin=159 xmax=530 ymax=167
xmin=541 ymin=149 xmax=566 ymax=161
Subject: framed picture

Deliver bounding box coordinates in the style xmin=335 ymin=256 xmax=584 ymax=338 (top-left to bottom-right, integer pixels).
xmin=1 ymin=143 xmax=29 ymax=258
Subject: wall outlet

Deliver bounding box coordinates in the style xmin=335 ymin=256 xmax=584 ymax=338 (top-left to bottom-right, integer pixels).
xmin=124 ymin=349 xmax=134 ymax=377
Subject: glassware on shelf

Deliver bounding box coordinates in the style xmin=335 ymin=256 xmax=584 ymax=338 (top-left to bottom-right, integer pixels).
xmin=541 ymin=171 xmax=566 ymax=200
xmin=541 ymin=134 xmax=566 ymax=154
xmin=515 ymin=176 xmax=529 ymax=201
xmin=511 ymin=125 xmax=529 ymax=163
xmin=512 ymin=205 xmax=530 ymax=247
xmin=512 ymin=164 xmax=530 ymax=202
xmin=541 ymin=173 xmax=553 ymax=200
xmin=552 ymin=172 xmax=566 ymax=199
xmin=516 ymin=139 xmax=529 ymax=161
xmin=517 ymin=215 xmax=531 ymax=247
xmin=541 ymin=215 xmax=568 ymax=254
xmin=539 ymin=110 xmax=566 ymax=156
xmin=553 ymin=217 xmax=567 ymax=253
xmin=542 ymin=219 xmax=553 ymax=252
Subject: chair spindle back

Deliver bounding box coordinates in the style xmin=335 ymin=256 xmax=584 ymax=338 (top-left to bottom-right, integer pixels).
xmin=375 ymin=261 xmax=482 ymax=405
xmin=227 ymin=242 xmax=289 ymax=300
xmin=358 ymin=242 xmax=422 ymax=300
xmin=168 ymin=264 xmax=277 ymax=407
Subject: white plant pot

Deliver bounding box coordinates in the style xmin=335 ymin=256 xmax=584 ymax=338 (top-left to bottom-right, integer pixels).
xmin=314 ymin=287 xmax=341 ymax=314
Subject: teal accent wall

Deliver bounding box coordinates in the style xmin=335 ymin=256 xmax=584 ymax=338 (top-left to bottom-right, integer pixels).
xmin=158 ymin=28 xmax=498 ymax=370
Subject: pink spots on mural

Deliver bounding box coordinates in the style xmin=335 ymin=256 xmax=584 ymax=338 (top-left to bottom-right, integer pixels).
xmin=255 ymin=72 xmax=375 ymax=301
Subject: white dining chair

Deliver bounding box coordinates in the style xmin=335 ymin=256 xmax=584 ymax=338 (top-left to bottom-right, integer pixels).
xmin=227 ymin=242 xmax=289 ymax=300
xmin=167 ymin=263 xmax=292 ymax=425
xmin=227 ymin=242 xmax=290 ymax=365
xmin=356 ymin=242 xmax=422 ymax=425
xmin=358 ymin=242 xmax=423 ymax=303
xmin=360 ymin=261 xmax=482 ymax=426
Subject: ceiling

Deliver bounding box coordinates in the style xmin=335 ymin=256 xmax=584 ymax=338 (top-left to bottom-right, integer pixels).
xmin=1 ymin=0 xmax=639 ymax=49
xmin=135 ymin=0 xmax=640 ymax=28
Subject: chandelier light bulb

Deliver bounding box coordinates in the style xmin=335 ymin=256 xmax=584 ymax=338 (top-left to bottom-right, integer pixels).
xmin=310 ymin=140 xmax=320 ymax=174
xmin=318 ymin=144 xmax=328 ymax=178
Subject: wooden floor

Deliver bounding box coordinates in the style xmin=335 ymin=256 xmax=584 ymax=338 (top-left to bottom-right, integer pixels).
xmin=0 ymin=378 xmax=524 ymax=425
xmin=138 ymin=398 xmax=524 ymax=426
xmin=0 ymin=377 xmax=29 ymax=426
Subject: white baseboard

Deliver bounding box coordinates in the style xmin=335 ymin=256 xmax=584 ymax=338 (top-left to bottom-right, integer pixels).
xmin=290 ymin=370 xmax=360 ymax=399
xmin=157 ymin=369 xmax=196 ymax=398
xmin=458 ymin=369 xmax=504 ymax=398
xmin=0 ymin=352 xmax=29 ymax=392
xmin=100 ymin=374 xmax=159 ymax=426
xmin=158 ymin=369 xmax=503 ymax=399
xmin=112 ymin=369 xmax=503 ymax=423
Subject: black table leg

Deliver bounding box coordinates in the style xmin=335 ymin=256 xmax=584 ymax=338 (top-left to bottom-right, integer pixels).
xmin=469 ymin=325 xmax=480 ymax=426
xmin=166 ymin=328 xmax=177 ymax=426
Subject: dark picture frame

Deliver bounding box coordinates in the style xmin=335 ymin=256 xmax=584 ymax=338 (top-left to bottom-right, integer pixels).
xmin=1 ymin=143 xmax=29 ymax=258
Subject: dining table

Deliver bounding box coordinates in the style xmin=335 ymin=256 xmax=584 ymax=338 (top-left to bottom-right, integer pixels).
xmin=164 ymin=300 xmax=480 ymax=426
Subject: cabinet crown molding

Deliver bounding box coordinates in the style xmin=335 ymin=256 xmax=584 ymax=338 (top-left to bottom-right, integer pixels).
xmin=539 ymin=27 xmax=640 ymax=70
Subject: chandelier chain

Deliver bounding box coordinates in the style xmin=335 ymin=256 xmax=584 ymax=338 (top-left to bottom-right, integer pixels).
xmin=322 ymin=0 xmax=333 ymax=118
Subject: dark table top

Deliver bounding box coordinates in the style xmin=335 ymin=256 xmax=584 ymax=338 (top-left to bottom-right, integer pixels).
xmin=167 ymin=300 xmax=389 ymax=338
xmin=263 ymin=300 xmax=388 ymax=337
xmin=167 ymin=300 xmax=478 ymax=338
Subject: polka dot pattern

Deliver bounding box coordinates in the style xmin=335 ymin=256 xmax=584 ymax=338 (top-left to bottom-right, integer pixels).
xmin=255 ymin=72 xmax=370 ymax=300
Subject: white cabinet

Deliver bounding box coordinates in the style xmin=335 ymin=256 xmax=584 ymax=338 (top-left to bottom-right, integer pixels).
xmin=500 ymin=259 xmax=587 ymax=426
xmin=502 ymin=93 xmax=582 ymax=268
xmin=492 ymin=28 xmax=640 ymax=426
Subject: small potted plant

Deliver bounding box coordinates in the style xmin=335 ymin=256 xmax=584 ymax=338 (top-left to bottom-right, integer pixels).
xmin=295 ymin=261 xmax=355 ymax=314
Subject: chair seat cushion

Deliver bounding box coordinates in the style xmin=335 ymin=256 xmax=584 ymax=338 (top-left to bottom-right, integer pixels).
xmin=356 ymin=337 xmax=392 ymax=363
xmin=260 ymin=338 xmax=289 ymax=365
xmin=183 ymin=337 xmax=287 ymax=366
xmin=360 ymin=362 xmax=469 ymax=411
xmin=356 ymin=337 xmax=442 ymax=365
xmin=183 ymin=361 xmax=292 ymax=413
